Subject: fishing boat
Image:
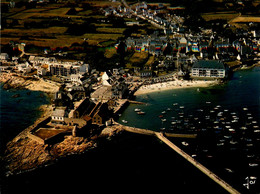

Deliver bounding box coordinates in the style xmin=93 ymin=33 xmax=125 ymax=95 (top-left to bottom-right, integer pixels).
xmin=159 ymin=115 xmax=163 ymax=118
xmin=134 ymin=108 xmax=141 ymax=112
xmin=137 ymin=111 xmax=145 ymax=115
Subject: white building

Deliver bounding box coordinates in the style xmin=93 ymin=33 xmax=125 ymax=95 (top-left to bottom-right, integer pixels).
xmin=0 ymin=53 xmax=9 ymax=61
xmin=191 ymin=60 xmax=226 ymax=78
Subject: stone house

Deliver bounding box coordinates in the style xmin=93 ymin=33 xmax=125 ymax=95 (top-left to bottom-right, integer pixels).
xmin=88 ymin=102 xmax=111 ymax=125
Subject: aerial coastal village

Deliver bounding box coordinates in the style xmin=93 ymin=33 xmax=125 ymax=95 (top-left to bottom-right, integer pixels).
xmin=1 ymin=0 xmax=260 ymax=192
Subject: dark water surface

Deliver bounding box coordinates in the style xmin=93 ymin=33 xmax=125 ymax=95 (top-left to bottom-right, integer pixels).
xmin=0 ymin=86 xmax=50 ymax=153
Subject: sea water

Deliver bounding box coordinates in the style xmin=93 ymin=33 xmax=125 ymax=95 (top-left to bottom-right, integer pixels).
xmin=0 ymin=85 xmax=50 ymax=153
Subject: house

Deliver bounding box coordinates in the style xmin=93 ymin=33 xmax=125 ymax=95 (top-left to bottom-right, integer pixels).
xmin=140 ymin=70 xmax=153 ymax=77
xmin=88 ymin=102 xmax=111 ymax=125
xmin=191 ymin=60 xmax=226 ymax=79
xmin=69 ymin=98 xmax=94 ymax=119
xmin=37 ymin=67 xmax=47 ymax=76
xmin=79 ymin=63 xmax=90 ymax=74
xmin=51 ymin=108 xmax=66 ymax=124
xmin=91 ymin=86 xmax=113 ymax=100
xmin=17 ymin=62 xmax=32 ymax=73
xmin=0 ymin=53 xmax=9 ymax=61
xmin=101 ymin=71 xmax=114 ymax=86
xmin=67 ymin=86 xmax=86 ymax=101
xmin=112 ymin=81 xmax=128 ymax=99
xmin=70 ymin=74 xmax=82 ymax=83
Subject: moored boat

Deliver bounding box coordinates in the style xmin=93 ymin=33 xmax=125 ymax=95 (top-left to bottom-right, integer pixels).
xmin=122 ymin=120 xmax=128 ymax=124
xmin=134 ymin=108 xmax=141 ymax=112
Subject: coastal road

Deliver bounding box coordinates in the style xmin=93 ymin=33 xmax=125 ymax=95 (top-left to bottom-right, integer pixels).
xmin=155 ymin=132 xmax=241 ymax=194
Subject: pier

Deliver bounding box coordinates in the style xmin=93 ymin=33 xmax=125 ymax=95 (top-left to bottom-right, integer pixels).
xmin=113 ymin=121 xmax=240 ymax=194
xmin=155 ymin=132 xmax=240 ymax=194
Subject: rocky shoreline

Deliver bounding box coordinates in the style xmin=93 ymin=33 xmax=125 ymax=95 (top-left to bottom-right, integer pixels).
xmin=0 ymin=73 xmax=60 ymax=93
xmin=2 ymin=117 xmax=124 ymax=176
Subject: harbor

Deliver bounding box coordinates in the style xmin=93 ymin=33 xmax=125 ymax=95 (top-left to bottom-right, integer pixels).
xmin=118 ymin=67 xmax=260 ymax=193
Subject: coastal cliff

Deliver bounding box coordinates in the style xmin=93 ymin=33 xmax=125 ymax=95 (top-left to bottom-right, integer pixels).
xmin=0 ymin=73 xmax=60 ymax=93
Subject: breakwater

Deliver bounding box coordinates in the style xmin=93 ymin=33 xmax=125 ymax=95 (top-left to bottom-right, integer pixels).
xmin=113 ymin=121 xmax=240 ymax=194
xmin=155 ymin=132 xmax=240 ymax=194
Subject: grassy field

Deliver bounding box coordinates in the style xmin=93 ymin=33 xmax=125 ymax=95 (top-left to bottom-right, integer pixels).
xmin=229 ymin=16 xmax=260 ymax=23
xmin=96 ymin=27 xmax=126 ymax=34
xmin=1 ymin=0 xmax=155 ymax=59
xmin=201 ymin=11 xmax=240 ymax=21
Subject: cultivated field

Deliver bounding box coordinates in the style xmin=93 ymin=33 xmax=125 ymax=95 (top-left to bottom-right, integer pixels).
xmin=201 ymin=11 xmax=240 ymax=21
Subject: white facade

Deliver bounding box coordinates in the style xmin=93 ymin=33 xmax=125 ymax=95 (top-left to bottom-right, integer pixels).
xmin=0 ymin=53 xmax=9 ymax=60
xmin=191 ymin=68 xmax=225 ymax=78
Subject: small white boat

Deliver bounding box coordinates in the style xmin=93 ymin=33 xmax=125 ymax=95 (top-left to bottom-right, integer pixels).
xmin=243 ymin=107 xmax=248 ymax=111
xmin=161 ymin=111 xmax=166 ymax=114
xmin=134 ymin=108 xmax=141 ymax=112
xmin=173 ymin=103 xmax=178 ymax=106
xmin=217 ymin=143 xmax=224 ymax=146
xmin=249 ymin=163 xmax=259 ymax=167
xmin=122 ymin=120 xmax=128 ymax=124
xmin=161 ymin=119 xmax=167 ymax=122
xmin=167 ymin=108 xmax=172 ymax=111
xmin=230 ymin=140 xmax=238 ymax=144
xmin=137 ymin=111 xmax=146 ymax=115
xmin=181 ymin=141 xmax=189 ymax=146
xmin=225 ymin=168 xmax=233 ymax=173
xmin=180 ymin=106 xmax=185 ymax=109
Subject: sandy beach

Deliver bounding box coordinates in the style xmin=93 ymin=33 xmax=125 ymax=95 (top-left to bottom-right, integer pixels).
xmin=134 ymin=80 xmax=218 ymax=95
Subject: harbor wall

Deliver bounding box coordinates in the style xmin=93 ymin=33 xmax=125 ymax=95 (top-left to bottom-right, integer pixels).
xmin=27 ymin=132 xmax=45 ymax=144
